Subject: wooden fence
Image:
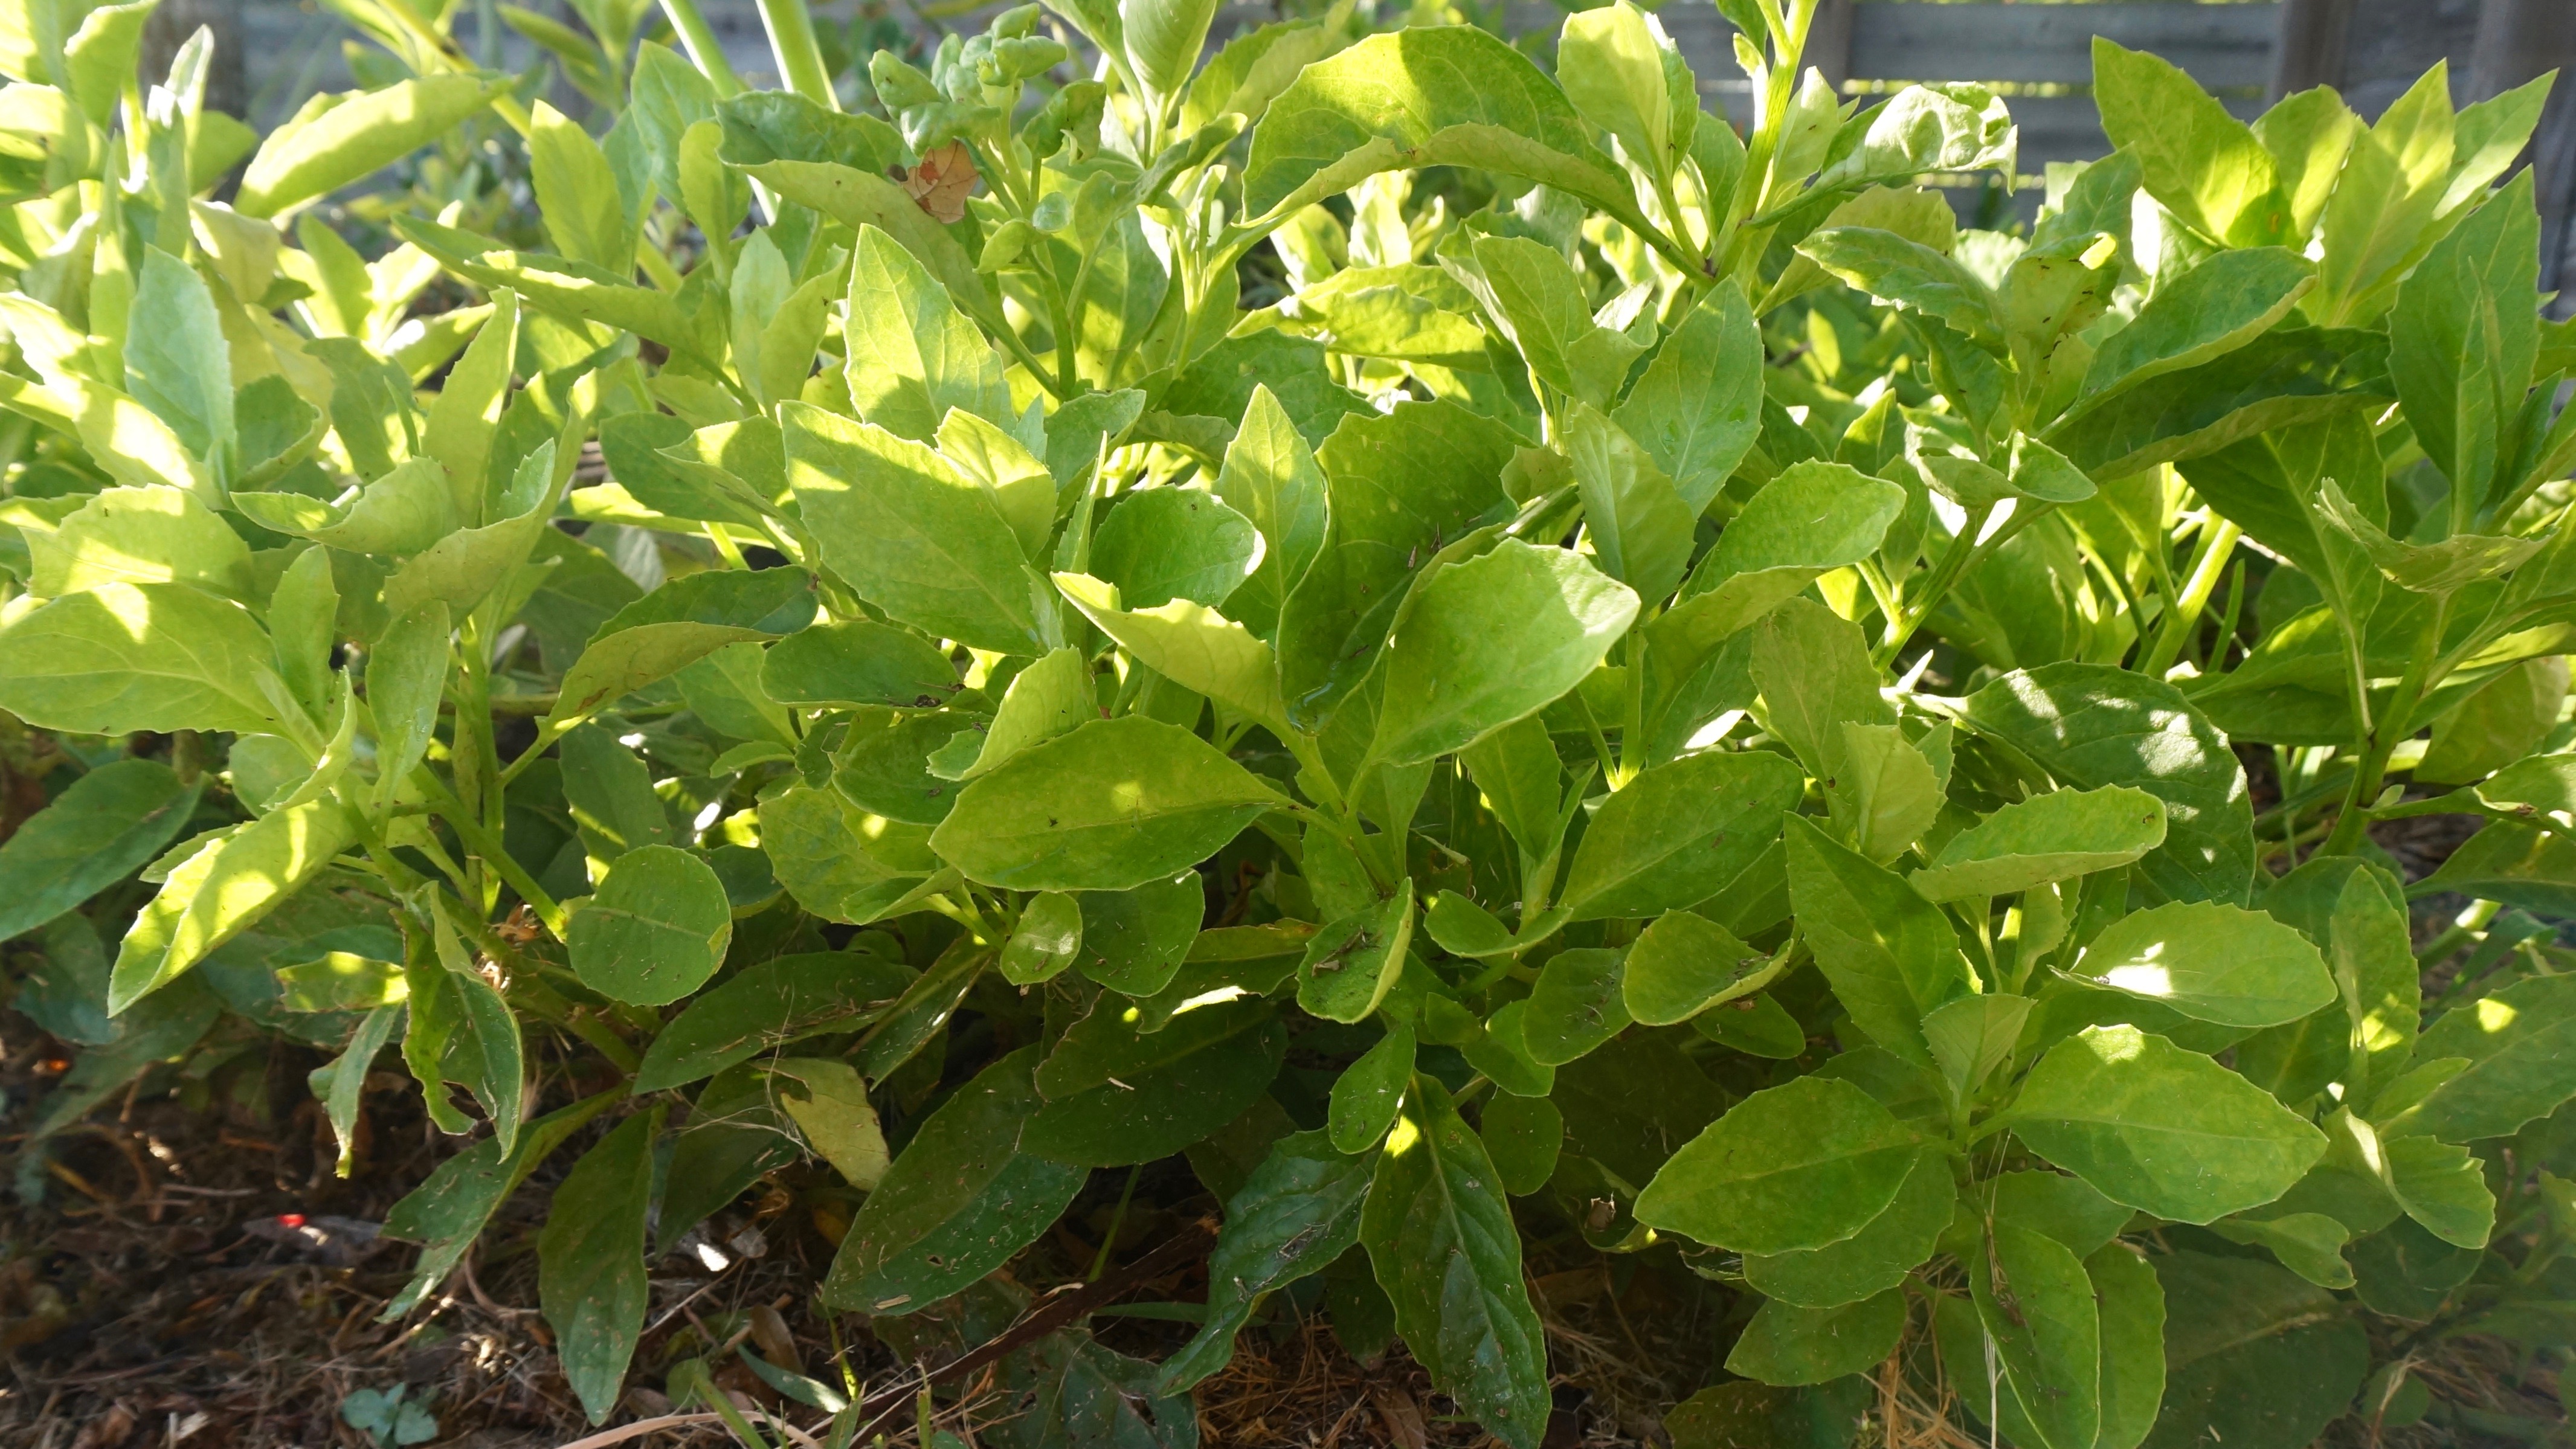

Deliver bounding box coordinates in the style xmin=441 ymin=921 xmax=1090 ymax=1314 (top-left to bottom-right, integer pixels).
xmin=221 ymin=0 xmax=2576 ymax=284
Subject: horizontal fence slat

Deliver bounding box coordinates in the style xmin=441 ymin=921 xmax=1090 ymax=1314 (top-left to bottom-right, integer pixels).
xmin=1847 ymin=1 xmax=2280 ymax=89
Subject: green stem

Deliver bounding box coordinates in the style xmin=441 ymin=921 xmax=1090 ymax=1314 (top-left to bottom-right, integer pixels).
xmin=657 ymin=0 xmax=744 ymax=95
xmin=1089 ymin=1165 xmax=1142 ymax=1281
xmin=753 ymin=0 xmax=837 ymax=106
xmin=2319 ymin=596 xmax=2450 ymax=857
xmin=417 ymin=768 xmax=570 ymax=939
xmin=2139 ymin=518 xmax=2240 ymax=678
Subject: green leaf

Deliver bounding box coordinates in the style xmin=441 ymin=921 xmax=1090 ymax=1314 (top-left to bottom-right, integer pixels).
xmin=1614 ymin=280 xmax=1762 ymax=514
xmin=1027 ymin=995 xmax=1286 ymax=1166
xmin=1909 ymin=784 xmax=2166 ymax=901
xmin=2000 ymin=1024 xmax=2328 ymax=1223
xmin=567 ymin=845 xmax=734 ymax=1006
xmin=367 ymin=603 xmax=449 ymax=814
xmin=2383 ymin=974 xmax=2576 ymax=1143
xmin=1159 ymin=1128 xmax=1373 ymax=1393
xmin=1795 ymin=227 xmax=1996 ymax=342
xmin=1637 ymin=1075 xmax=1924 ymax=1255
xmin=1748 ymin=598 xmax=1892 ymax=779
xmin=1556 ymin=1 xmax=1676 ymax=181
xmin=1783 ymin=814 xmax=1971 ymax=1068
xmin=1330 ymin=1024 xmax=1412 ymax=1152
xmin=559 ymin=724 xmax=673 ymax=865
xmin=236 ymin=74 xmax=510 ymax=217
xmin=2390 ymin=170 xmax=2539 ymax=504
xmin=1456 ymin=234 xmax=1651 ymax=410
xmin=1621 ymin=910 xmax=1779 ymax=1025
xmin=2076 ymin=248 xmax=2316 ymax=408
xmin=2311 ymin=478 xmax=2539 ymax=596
xmin=379 ymin=1090 xmax=621 ymax=1318
xmin=2062 ymin=900 xmax=2337 ymax=1029
xmin=1559 ymin=750 xmax=1804 ymax=922
xmin=109 ymin=797 xmax=355 ymax=1014
xmin=529 ymin=100 xmax=634 ymax=272
xmin=940 ymin=647 xmax=1095 ymax=782
xmin=2045 ymin=327 xmax=2387 ymax=483
xmin=1243 ymin=26 xmax=1637 ymax=236
xmin=634 ymin=950 xmax=918 ymax=1093
xmin=1071 ymin=873 xmax=1202 ymax=995
xmin=2145 ymin=1252 xmax=2368 ymax=1449
xmin=547 ymin=569 xmax=818 ymax=726
xmin=1296 ymin=878 xmax=1414 ymax=1023
xmin=311 ymin=1003 xmax=406 ymax=1177
xmin=1000 ymin=890 xmax=1084 ymax=985
xmin=0 ymin=758 xmax=199 ymax=942
xmin=759 ymin=784 xmax=942 ymax=924
xmin=1521 ymin=946 xmax=1629 ymax=1065
xmin=1562 ymin=403 xmax=1695 ymax=601
xmin=773 ymin=1056 xmax=890 ymax=1187
xmin=761 ymin=620 xmax=961 ymax=708
xmin=1726 ymin=1290 xmax=1905 ymax=1387
xmin=538 ymin=1108 xmax=658 ymax=1424
xmin=1960 ymin=663 xmax=2257 ymax=905
xmin=1090 ymin=487 xmax=1261 ymax=611
xmin=823 ymin=1048 xmax=1088 ymax=1313
xmin=2091 ymin=39 xmax=2278 ymax=245
xmin=1824 ymin=722 xmax=1945 ymax=866
xmin=1360 ymin=1078 xmax=1550 ymax=1449
xmin=1478 ymin=1090 xmax=1561 ymax=1195
xmin=1054 ymin=575 xmax=1285 ymax=730
xmin=30 ymin=482 xmax=250 ymax=602
xmin=1972 ymin=1224 xmax=2100 ymax=1449
xmin=1210 ymin=384 xmax=1329 ymax=638
xmin=2087 ymin=1242 xmax=2168 ymax=1449
xmin=0 ymin=582 xmax=290 ymax=737
xmin=784 ymin=402 xmax=1043 ymax=655
xmin=1742 ymin=1147 xmax=1951 ymax=1309
xmin=235 ymin=458 xmax=459 ymax=558
xmin=1682 ymin=461 xmax=1905 ymax=641
xmin=930 ymin=716 xmax=1278 ymax=892
xmin=843 ymin=225 xmax=1014 ymax=445
xmin=1922 ymin=993 xmax=2033 ymax=1104
xmin=1369 ymin=539 xmax=1638 ymax=768
xmin=2380 ymin=1134 xmax=2494 ymax=1249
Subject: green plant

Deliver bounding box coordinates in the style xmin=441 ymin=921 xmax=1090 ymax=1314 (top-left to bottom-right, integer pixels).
xmin=5 ymin=0 xmax=2576 ymax=1442
xmin=341 ymin=1384 xmax=440 ymax=1447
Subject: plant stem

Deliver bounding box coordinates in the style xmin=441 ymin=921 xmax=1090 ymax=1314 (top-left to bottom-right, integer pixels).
xmin=754 ymin=0 xmax=839 ymax=108
xmin=2139 ymin=517 xmax=2240 ymax=678
xmin=657 ymin=0 xmax=745 ymax=95
xmin=1089 ymin=1165 xmax=1142 ymax=1281
xmin=2319 ymin=596 xmax=2450 ymax=857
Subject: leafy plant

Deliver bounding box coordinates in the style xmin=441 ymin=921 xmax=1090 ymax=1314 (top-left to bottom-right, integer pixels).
xmin=5 ymin=0 xmax=2576 ymax=1443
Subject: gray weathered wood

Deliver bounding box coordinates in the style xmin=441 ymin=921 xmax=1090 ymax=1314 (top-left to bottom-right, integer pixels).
xmin=1846 ymin=2 xmax=2278 ymax=90
xmin=2269 ymin=0 xmax=2353 ymax=99
xmin=2466 ymin=0 xmax=2576 ymax=296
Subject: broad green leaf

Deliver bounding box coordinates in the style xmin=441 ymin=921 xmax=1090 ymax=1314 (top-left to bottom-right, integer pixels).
xmin=2383 ymin=974 xmax=2576 ymax=1143
xmin=1563 ymin=402 xmax=1693 ymax=600
xmin=311 ymin=1003 xmax=406 ymax=1177
xmin=1521 ymin=946 xmax=1629 ymax=1065
xmin=1458 ymin=715 xmax=1565 ymax=863
xmin=28 ymin=483 xmax=249 ymax=602
xmin=1824 ymin=722 xmax=1945 ymax=865
xmin=1122 ymin=0 xmax=1219 ymax=98
xmin=237 ymin=76 xmax=511 ymax=217
xmin=1478 ymin=1090 xmax=1561 ymax=1195
xmin=2000 ymin=1024 xmax=2328 ymax=1223
xmin=760 ymin=620 xmax=961 ymax=708
xmin=1297 ymin=878 xmax=1413 ymax=1023
xmin=109 ymin=797 xmax=355 ymax=1013
xmin=2244 ymin=857 xmax=2417 ymax=1102
xmin=843 ymin=225 xmax=1013 ymax=444
xmin=1026 ymin=995 xmax=1286 ymax=1166
xmin=1682 ymin=462 xmax=1904 ymax=641
xmin=378 ymin=1090 xmax=621 ymax=1318
xmin=1795 ymin=227 xmax=1996 ymax=342
xmin=2088 ymin=1243 xmax=2168 ymax=1449
xmin=2390 ymin=170 xmax=2539 ymax=504
xmin=1763 ymin=185 xmax=1960 ymax=314
xmin=1054 ymin=574 xmax=1285 ymax=730
xmin=2379 ymin=1133 xmax=2494 ymax=1249
xmin=2076 ymin=248 xmax=2315 ymax=407
xmin=0 ymin=758 xmax=199 ymax=942
xmin=1556 ymin=1 xmax=1676 ymax=179
xmin=772 ymin=1056 xmax=891 ymax=1188
xmin=937 ymin=646 xmax=1093 ymax=782
xmin=2145 ymin=1253 xmax=2368 ymax=1449
xmin=1562 ymin=749 xmax=1803 ymax=922
xmin=1211 ymin=384 xmax=1329 ymax=638
xmin=1726 ymin=1290 xmax=1905 ymax=1387
xmin=1783 ymin=815 xmax=1971 ymax=1067
xmin=266 ymin=546 xmax=340 ymax=723
xmin=1923 ymin=993 xmax=2033 ymax=1104
xmin=548 ymin=568 xmax=817 ymax=726
xmin=1815 ymin=81 xmax=2016 ymax=191
xmin=559 ymin=724 xmax=674 ymax=866
xmin=0 ymin=582 xmax=289 ymax=737
xmin=987 ymin=1326 xmax=1196 ymax=1449
xmin=1090 ymin=489 xmax=1262 ymax=613
xmin=2065 ymin=901 xmax=2338 ymax=1029
xmin=1073 ymin=873 xmax=1202 ymax=995
xmin=1748 ymin=598 xmax=1892 ymax=779
xmin=1635 ymin=1075 xmax=1924 ymax=1255
xmin=538 ymin=1108 xmax=657 ymax=1425
xmin=1742 ymin=1147 xmax=1951 ymax=1309
xmin=2045 ymin=327 xmax=2387 ymax=483
xmin=1960 ymin=664 xmax=2257 ymax=905
xmin=2092 ymin=39 xmax=2278 ymax=245
xmin=1909 ymin=784 xmax=2166 ymax=901
xmin=1360 ymin=1079 xmax=1550 ymax=1449
xmin=367 ymin=603 xmax=449 ymax=814
xmin=394 ymin=217 xmax=710 ymax=365
xmin=633 ymin=951 xmax=918 ymax=1093
xmin=1370 ymin=539 xmax=1637 ymax=767
xmin=759 ymin=784 xmax=941 ymax=924
xmin=1000 ymin=890 xmax=1084 ymax=985
xmin=822 ymin=1048 xmax=1087 ymax=1313
xmin=1330 ymin=1024 xmax=1412 ymax=1152
xmin=784 ymin=402 xmax=1042 ymax=655
xmin=1622 ymin=910 xmax=1779 ymax=1025
xmin=930 ymin=715 xmax=1279 ymax=892
xmin=1159 ymin=1129 xmax=1373 ymax=1392
xmin=2312 ymin=477 xmax=2539 ymax=596
xmin=234 ymin=458 xmax=459 ymax=557
xmin=1456 ymin=234 xmax=1650 ymax=410
xmin=1615 ymin=280 xmax=1762 ymax=516
xmin=1972 ymin=1223 xmax=2101 ymax=1449
xmin=529 ymin=100 xmax=633 ymax=272
xmin=567 ymin=845 xmax=733 ymax=1006
xmin=1243 ymin=26 xmax=1638 ymax=236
